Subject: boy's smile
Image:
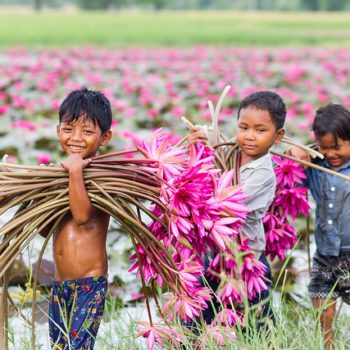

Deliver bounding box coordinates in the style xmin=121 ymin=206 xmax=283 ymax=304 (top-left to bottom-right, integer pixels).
xmin=317 ymin=133 xmax=350 ymax=170
xmin=57 ymin=116 xmax=111 ymax=159
xmin=236 ymin=106 xmax=284 ymax=164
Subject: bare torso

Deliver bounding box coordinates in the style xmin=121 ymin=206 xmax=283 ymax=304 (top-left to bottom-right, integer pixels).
xmin=53 ymin=211 xmax=110 ymax=281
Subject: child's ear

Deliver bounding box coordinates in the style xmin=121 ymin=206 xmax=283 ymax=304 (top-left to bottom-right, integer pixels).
xmin=274 ymin=127 xmax=285 ymax=145
xmin=56 ymin=124 xmax=60 ymax=137
xmin=100 ymin=130 xmax=112 ymax=146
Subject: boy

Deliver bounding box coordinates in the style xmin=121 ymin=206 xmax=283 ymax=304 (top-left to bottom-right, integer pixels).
xmin=288 ymin=104 xmax=350 ymax=349
xmin=192 ymin=91 xmax=286 ymax=325
xmin=47 ymin=88 xmax=112 ymax=349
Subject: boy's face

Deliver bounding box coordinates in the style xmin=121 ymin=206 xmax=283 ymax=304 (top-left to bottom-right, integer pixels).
xmin=57 ymin=116 xmax=112 ymax=159
xmin=317 ymin=133 xmax=350 ymax=170
xmin=236 ymin=106 xmax=284 ymax=162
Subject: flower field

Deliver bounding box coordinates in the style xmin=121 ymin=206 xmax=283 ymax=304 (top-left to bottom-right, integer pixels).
xmin=2 ymin=42 xmax=350 ymax=349
xmin=1 ymin=46 xmax=350 ymax=164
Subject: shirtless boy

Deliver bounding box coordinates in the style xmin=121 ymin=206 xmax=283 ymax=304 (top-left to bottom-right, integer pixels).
xmin=48 ymin=88 xmax=112 ymax=350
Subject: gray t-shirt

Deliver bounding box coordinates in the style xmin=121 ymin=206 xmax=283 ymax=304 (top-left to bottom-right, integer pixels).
xmin=240 ymin=153 xmax=276 ymax=253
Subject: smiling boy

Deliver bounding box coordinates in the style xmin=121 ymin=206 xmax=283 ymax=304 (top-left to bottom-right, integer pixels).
xmin=288 ymin=104 xmax=350 ymax=349
xmin=48 ymin=88 xmax=112 ymax=350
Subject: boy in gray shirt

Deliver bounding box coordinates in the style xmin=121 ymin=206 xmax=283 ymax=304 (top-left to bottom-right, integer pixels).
xmin=195 ymin=91 xmax=286 ymax=325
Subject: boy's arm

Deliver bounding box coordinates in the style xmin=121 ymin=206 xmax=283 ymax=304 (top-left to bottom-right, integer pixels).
xmin=61 ymin=154 xmax=95 ymax=225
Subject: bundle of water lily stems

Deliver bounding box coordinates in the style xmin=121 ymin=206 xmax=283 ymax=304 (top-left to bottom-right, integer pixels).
xmin=0 ymin=150 xmax=184 ymax=350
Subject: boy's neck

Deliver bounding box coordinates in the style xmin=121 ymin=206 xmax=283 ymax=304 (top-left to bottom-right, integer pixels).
xmin=239 ymin=151 xmax=269 ymax=167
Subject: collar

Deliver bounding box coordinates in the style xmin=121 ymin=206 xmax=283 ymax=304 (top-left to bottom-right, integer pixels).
xmin=240 ymin=152 xmax=271 ymax=172
xmin=322 ymin=158 xmax=350 ymax=171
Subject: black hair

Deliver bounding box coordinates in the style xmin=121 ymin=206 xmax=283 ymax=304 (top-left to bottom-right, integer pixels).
xmin=312 ymin=103 xmax=350 ymax=142
xmin=237 ymin=91 xmax=286 ymax=130
xmin=59 ymin=87 xmax=112 ymax=133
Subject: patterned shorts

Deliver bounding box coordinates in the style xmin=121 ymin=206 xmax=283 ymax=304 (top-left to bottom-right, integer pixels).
xmin=49 ymin=275 xmax=107 ymax=350
xmin=309 ymin=252 xmax=350 ymax=304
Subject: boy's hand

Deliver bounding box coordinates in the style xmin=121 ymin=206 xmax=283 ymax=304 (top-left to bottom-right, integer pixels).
xmin=181 ymin=116 xmax=208 ymax=144
xmin=188 ymin=128 xmax=208 ymax=144
xmin=61 ymin=154 xmax=91 ymax=173
xmin=285 ymin=146 xmax=311 ymax=162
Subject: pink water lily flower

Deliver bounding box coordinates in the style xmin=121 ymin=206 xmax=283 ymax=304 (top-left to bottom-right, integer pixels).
xmin=210 ymin=217 xmax=241 ymax=251
xmin=138 ymin=129 xmax=188 ymax=180
xmin=209 ymin=250 xmax=238 ymax=277
xmin=217 ymin=279 xmax=244 ymax=304
xmin=129 ymin=243 xmax=163 ymax=287
xmin=189 ymin=143 xmax=216 ymax=166
xmin=196 ymin=324 xmax=236 ymax=349
xmin=275 ymin=187 xmax=310 ymax=219
xmin=208 ymin=170 xmax=250 ymax=219
xmin=168 ymin=213 xmax=193 ymax=240
xmin=264 ymin=213 xmax=298 ymax=260
xmin=177 ymin=265 xmax=203 ymax=292
xmin=136 ymin=321 xmax=184 ymax=350
xmin=240 ymin=253 xmax=268 ymax=300
xmin=215 ymin=307 xmax=244 ymax=327
xmin=162 ymin=289 xmax=211 ymax=322
xmin=10 ymin=120 xmax=36 ymax=131
xmin=273 ymin=156 xmax=307 ymax=187
xmin=37 ymin=153 xmax=53 ymax=165
xmin=264 ymin=156 xmax=309 ymax=260
xmin=0 ymin=104 xmax=9 ymax=114
xmin=165 ymin=163 xmax=212 ymax=217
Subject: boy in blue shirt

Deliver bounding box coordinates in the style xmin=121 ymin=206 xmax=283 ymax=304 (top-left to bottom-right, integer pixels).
xmin=288 ymin=104 xmax=350 ymax=349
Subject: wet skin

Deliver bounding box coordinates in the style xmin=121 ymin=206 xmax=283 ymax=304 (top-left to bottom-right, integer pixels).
xmin=53 ymin=116 xmax=112 ymax=281
xmin=236 ymin=106 xmax=285 ymax=166
xmin=53 ymin=213 xmax=110 ymax=281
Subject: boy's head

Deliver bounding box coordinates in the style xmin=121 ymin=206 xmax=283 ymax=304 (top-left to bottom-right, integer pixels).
xmin=236 ymin=91 xmax=286 ymax=162
xmin=312 ymin=103 xmax=350 ymax=169
xmin=57 ymin=87 xmax=112 ymax=159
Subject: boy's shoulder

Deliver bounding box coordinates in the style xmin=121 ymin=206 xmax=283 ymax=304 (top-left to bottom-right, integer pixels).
xmin=240 ymin=153 xmax=275 ymax=186
xmin=310 ymin=158 xmax=350 ymax=174
xmin=240 ymin=153 xmax=274 ymax=174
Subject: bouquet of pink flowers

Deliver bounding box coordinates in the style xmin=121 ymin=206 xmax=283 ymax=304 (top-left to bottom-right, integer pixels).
xmin=264 ymin=156 xmax=310 ymax=261
xmin=130 ymin=129 xmax=271 ymax=349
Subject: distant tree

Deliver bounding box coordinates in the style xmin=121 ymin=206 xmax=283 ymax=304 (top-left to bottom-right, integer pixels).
xmin=199 ymin=0 xmax=212 ymax=8
xmin=302 ymin=0 xmax=347 ymax=11
xmin=326 ymin=0 xmax=347 ymax=11
xmin=156 ymin=0 xmax=167 ymax=9
xmin=76 ymin=0 xmax=130 ymax=10
xmin=34 ymin=0 xmax=42 ymax=10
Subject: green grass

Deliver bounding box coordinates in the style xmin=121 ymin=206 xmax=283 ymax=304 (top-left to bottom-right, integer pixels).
xmin=8 ymin=298 xmax=350 ymax=349
xmin=1 ymin=9 xmax=350 ymax=47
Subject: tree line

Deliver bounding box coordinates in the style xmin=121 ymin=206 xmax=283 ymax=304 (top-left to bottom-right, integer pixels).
xmin=1 ymin=0 xmax=350 ymax=11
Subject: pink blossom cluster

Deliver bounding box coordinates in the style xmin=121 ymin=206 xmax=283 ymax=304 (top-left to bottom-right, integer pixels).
xmin=130 ymin=130 xmax=268 ymax=348
xmin=263 ymin=156 xmax=310 ymax=261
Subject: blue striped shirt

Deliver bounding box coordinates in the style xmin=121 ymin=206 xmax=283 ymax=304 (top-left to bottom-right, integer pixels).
xmin=305 ymin=159 xmax=350 ymax=256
